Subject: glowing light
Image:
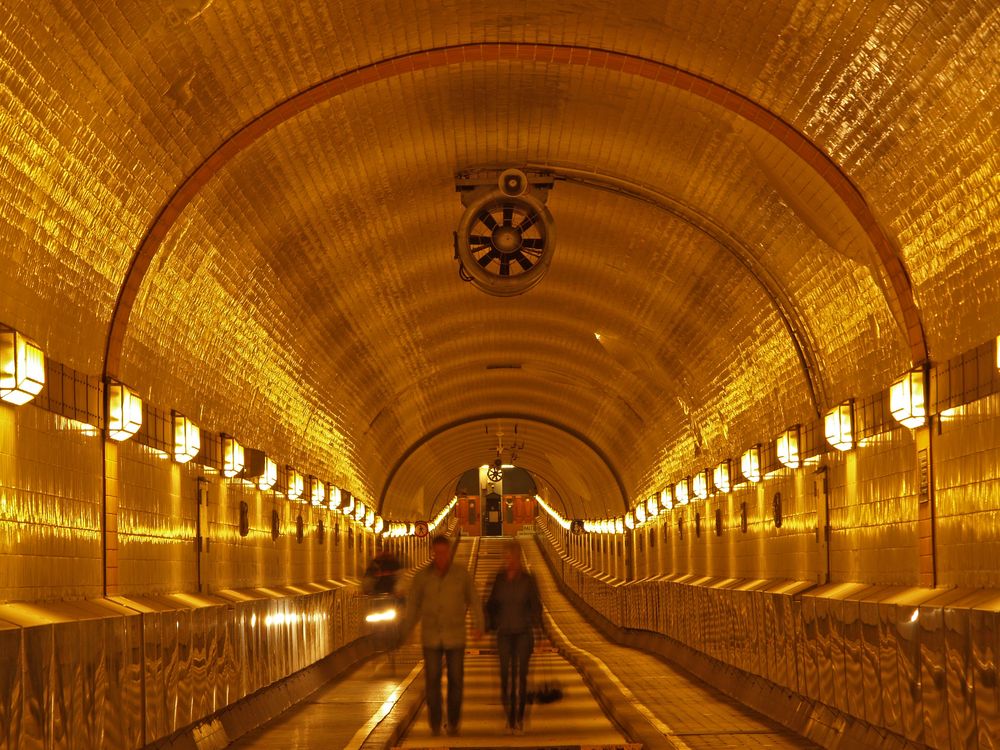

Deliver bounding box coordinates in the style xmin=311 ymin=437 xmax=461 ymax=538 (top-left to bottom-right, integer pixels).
xmin=0 ymin=329 xmax=44 ymax=405
xmin=309 ymin=476 xmax=325 ymax=506
xmin=374 ymin=516 xmax=384 ymax=534
xmin=625 ymin=510 xmax=635 ymax=529
xmin=825 ymin=402 xmax=854 ymax=451
xmin=692 ymin=471 xmax=709 ymax=500
xmin=535 ymin=494 xmax=570 ymax=530
xmin=890 ymin=369 xmax=927 ymax=429
xmin=635 ymin=504 xmax=646 ymax=524
xmin=286 ymin=468 xmax=303 ymax=500
xmin=675 ymin=479 xmax=690 ymax=506
xmin=614 ymin=517 xmax=624 ymax=534
xmin=366 ymin=607 xmax=397 ymax=623
xmin=910 ymin=609 xmax=920 ymax=623
xmin=173 ymin=412 xmax=200 ymax=464
xmin=107 ymin=381 xmax=143 ymax=441
xmin=646 ymin=495 xmax=658 ymax=518
xmin=714 ymin=460 xmax=731 ymax=494
xmin=329 ymin=485 xmax=342 ymax=510
xmin=355 ymin=501 xmax=367 ymax=521
xmin=258 ymin=457 xmax=277 ymax=491
xmin=660 ymin=487 xmax=673 ymax=511
xmin=741 ymin=446 xmax=762 ymax=483
xmin=776 ymin=426 xmax=801 ymax=469
xmin=343 ymin=496 xmax=355 ymax=516
xmin=365 ymin=508 xmax=375 ymax=528
xmin=222 ymin=434 xmax=245 ymax=478
xmin=428 ymin=496 xmax=458 ymax=531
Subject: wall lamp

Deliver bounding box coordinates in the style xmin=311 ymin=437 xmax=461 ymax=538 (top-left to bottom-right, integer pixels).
xmin=660 ymin=486 xmax=674 ymax=511
xmin=107 ymin=381 xmax=143 ymax=441
xmin=257 ymin=456 xmax=277 ymax=491
xmin=692 ymin=470 xmax=709 ymax=500
xmin=714 ymin=460 xmax=731 ymax=494
xmin=354 ymin=501 xmax=367 ymax=521
xmin=308 ymin=475 xmax=325 ymax=506
xmin=286 ymin=467 xmax=303 ymax=500
xmin=374 ymin=516 xmax=384 ymax=534
xmin=221 ymin=434 xmax=245 ymax=478
xmin=365 ymin=508 xmax=375 ymax=528
xmin=614 ymin=517 xmax=624 ymax=534
xmin=634 ymin=503 xmax=646 ymax=524
xmin=776 ymin=426 xmax=801 ymax=469
xmin=0 ymin=328 xmax=44 ymax=405
xmin=741 ymin=445 xmax=762 ymax=483
xmin=675 ymin=478 xmax=690 ymax=506
xmin=172 ymin=412 xmax=200 ymax=464
xmin=825 ymin=401 xmax=854 ymax=451
xmin=646 ymin=495 xmax=659 ymax=518
xmin=890 ymin=368 xmax=927 ymax=429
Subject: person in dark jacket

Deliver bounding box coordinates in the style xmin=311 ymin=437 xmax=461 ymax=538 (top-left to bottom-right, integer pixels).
xmin=485 ymin=539 xmax=542 ymax=734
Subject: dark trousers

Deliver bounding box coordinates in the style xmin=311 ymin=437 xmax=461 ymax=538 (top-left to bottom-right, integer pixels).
xmin=423 ymin=646 xmax=464 ymax=732
xmin=498 ymin=630 xmax=533 ymax=727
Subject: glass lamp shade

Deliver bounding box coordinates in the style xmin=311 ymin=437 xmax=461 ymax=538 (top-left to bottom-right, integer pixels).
xmin=890 ymin=369 xmax=927 ymax=429
xmin=675 ymin=479 xmax=690 ymax=506
xmin=741 ymin=446 xmax=762 ymax=483
xmin=107 ymin=382 xmax=143 ymax=442
xmin=646 ymin=496 xmax=659 ymax=517
xmin=286 ymin=468 xmax=303 ymax=500
xmin=173 ymin=412 xmax=200 ymax=464
xmin=714 ymin=460 xmax=731 ymax=493
xmin=258 ymin=457 xmax=277 ymax=491
xmin=825 ymin=402 xmax=854 ymax=451
xmin=0 ymin=330 xmax=44 ymax=405
xmin=660 ymin=487 xmax=674 ymax=510
xmin=309 ymin=476 xmax=325 ymax=506
xmin=692 ymin=470 xmax=709 ymax=500
xmin=222 ymin=435 xmax=245 ymax=478
xmin=776 ymin=427 xmax=801 ymax=469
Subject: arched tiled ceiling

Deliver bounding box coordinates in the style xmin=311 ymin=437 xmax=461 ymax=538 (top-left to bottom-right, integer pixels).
xmin=0 ymin=2 xmax=995 ymax=518
xmin=381 ymin=419 xmax=623 ymax=521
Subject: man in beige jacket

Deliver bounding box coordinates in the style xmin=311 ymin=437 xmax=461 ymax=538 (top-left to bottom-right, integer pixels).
xmin=401 ymin=534 xmax=484 ymax=736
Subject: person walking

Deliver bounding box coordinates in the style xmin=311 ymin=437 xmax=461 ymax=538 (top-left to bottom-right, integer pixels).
xmin=485 ymin=539 xmax=542 ymax=734
xmin=399 ymin=534 xmax=484 ymax=737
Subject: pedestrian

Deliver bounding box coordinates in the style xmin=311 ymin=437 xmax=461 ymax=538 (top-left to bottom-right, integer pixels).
xmin=399 ymin=534 xmax=484 ymax=737
xmin=485 ymin=539 xmax=542 ymax=734
xmin=363 ymin=548 xmax=401 ymax=596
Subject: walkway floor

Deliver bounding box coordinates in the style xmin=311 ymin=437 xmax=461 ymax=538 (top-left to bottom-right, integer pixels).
xmin=229 ymin=535 xmax=817 ymax=749
xmin=523 ymin=539 xmax=819 ymax=749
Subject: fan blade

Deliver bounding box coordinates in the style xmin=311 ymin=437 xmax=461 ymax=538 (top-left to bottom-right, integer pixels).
xmin=478 ymin=248 xmax=500 ymax=267
xmin=468 ymin=235 xmax=493 ymax=246
xmin=500 ymin=257 xmax=511 ymax=276
xmin=470 ymin=245 xmax=490 ymax=254
xmin=502 ymin=204 xmax=513 ymax=227
xmin=521 ymin=237 xmax=545 ymax=249
xmin=520 ymin=246 xmax=543 ymax=258
xmin=514 ymin=251 xmax=533 ymax=271
xmin=477 ymin=210 xmax=498 ymax=231
xmin=517 ymin=212 xmax=539 ymax=231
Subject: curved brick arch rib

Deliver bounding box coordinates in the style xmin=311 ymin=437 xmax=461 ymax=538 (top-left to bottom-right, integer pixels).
xmin=376 ymin=413 xmax=631 ymax=516
xmin=104 ymin=42 xmax=927 ymax=381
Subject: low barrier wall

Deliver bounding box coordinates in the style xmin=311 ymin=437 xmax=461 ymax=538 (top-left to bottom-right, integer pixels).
xmin=536 ymin=517 xmax=1000 ymax=750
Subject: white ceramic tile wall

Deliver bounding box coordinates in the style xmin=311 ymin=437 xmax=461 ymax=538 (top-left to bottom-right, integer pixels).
xmin=0 ymin=405 xmax=103 ymax=602
xmin=827 ymin=429 xmax=919 ymax=586
xmin=935 ymin=392 xmax=1000 ymax=587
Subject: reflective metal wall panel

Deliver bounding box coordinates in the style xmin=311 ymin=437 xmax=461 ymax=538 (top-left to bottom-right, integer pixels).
xmin=814 ymin=598 xmax=835 ymax=707
xmin=944 ymin=607 xmax=976 ymax=750
xmin=0 ymin=624 xmax=23 ymax=750
xmin=828 ymin=600 xmax=849 ymax=714
xmin=22 ymin=624 xmax=53 ymax=750
xmin=859 ymin=601 xmax=884 ymax=727
xmin=801 ymin=597 xmax=820 ymax=702
xmin=920 ymin=607 xmax=949 ymax=748
xmin=971 ymin=610 xmax=1000 ymax=749
xmin=842 ymin=600 xmax=865 ymax=720
xmin=897 ymin=606 xmax=925 ymax=744
xmin=879 ymin=602 xmax=904 ymax=735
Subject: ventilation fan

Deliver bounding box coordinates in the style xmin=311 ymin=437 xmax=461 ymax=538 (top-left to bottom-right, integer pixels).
xmin=454 ymin=169 xmax=556 ymax=297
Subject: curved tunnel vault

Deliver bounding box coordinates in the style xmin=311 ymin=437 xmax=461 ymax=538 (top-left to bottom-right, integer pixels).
xmin=99 ymin=43 xmax=928 ymax=520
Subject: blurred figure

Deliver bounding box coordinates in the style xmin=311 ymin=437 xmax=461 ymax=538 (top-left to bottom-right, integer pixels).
xmin=400 ymin=535 xmax=484 ymax=737
xmin=485 ymin=539 xmax=542 ymax=734
xmin=363 ymin=548 xmax=401 ymax=596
